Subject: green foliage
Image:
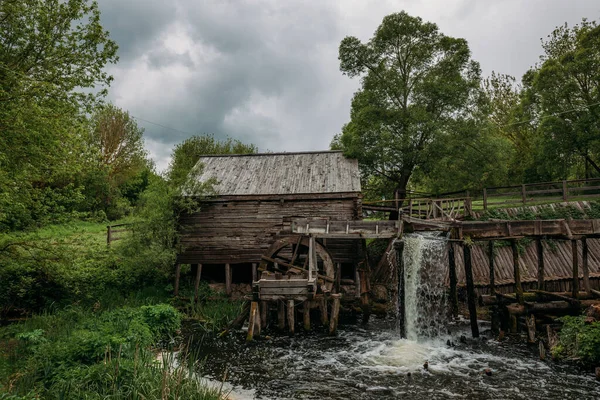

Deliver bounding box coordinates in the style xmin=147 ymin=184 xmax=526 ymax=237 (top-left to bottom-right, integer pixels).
xmin=334 ymin=11 xmax=482 ymax=197
xmin=553 ymin=315 xmax=600 ymax=364
xmin=530 ymin=20 xmax=600 ymax=180
xmin=0 ymin=0 xmax=118 ymax=231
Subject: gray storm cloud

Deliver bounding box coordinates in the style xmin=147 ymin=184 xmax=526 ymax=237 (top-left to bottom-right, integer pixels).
xmin=96 ymin=0 xmax=600 ymax=171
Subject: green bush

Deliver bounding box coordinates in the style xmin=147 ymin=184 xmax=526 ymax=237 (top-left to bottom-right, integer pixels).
xmin=552 ymin=315 xmax=600 ymax=364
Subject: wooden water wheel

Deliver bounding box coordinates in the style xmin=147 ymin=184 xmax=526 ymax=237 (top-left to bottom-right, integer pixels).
xmin=258 ymin=235 xmax=335 ymax=293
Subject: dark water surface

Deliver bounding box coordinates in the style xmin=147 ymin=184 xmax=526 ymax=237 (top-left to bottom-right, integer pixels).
xmin=191 ymin=320 xmax=600 ymax=400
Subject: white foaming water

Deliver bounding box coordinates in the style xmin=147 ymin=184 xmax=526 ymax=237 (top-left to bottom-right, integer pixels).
xmin=402 ymin=232 xmax=449 ymax=341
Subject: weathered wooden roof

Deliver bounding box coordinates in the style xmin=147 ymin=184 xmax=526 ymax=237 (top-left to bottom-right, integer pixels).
xmin=192 ymin=151 xmax=361 ymax=196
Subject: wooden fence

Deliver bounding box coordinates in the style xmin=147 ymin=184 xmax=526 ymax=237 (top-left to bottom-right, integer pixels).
xmin=106 ymin=223 xmax=133 ymax=245
xmin=482 ymin=178 xmax=600 ymax=210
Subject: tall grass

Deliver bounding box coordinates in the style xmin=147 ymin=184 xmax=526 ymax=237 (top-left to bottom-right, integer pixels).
xmin=0 ymin=304 xmax=224 ymax=399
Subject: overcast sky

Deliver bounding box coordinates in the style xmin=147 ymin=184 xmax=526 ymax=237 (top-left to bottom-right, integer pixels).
xmin=97 ymin=0 xmax=600 ymax=171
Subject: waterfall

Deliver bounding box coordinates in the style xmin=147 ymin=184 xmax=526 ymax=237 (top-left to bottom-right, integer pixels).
xmin=401 ymin=232 xmax=449 ymax=340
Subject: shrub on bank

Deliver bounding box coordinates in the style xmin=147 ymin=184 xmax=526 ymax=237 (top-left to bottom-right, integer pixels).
xmin=552 ymin=315 xmax=600 ymax=364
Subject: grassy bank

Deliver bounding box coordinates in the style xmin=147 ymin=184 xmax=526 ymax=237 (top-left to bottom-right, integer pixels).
xmin=0 ymin=219 xmax=241 ymax=398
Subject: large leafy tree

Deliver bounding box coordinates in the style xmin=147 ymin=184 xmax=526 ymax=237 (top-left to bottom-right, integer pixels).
xmin=532 ymin=20 xmax=600 ymax=178
xmin=333 ymin=12 xmax=481 ymax=199
xmin=0 ymin=0 xmax=118 ymax=230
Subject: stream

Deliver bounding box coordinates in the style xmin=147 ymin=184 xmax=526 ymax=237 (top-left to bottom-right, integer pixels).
xmin=192 ymin=321 xmax=600 ymax=400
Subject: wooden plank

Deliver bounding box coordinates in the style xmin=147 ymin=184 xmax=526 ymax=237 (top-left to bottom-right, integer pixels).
xmin=537 ymin=239 xmax=545 ymax=291
xmin=328 ymin=294 xmax=341 ymax=335
xmin=448 ymin=242 xmax=458 ymax=318
xmin=488 ymin=241 xmax=496 ymax=296
xmin=396 ymin=240 xmax=406 ymax=338
xmin=582 ymin=237 xmax=591 ymax=294
xmin=512 ymin=240 xmax=524 ymax=305
xmin=247 ymin=301 xmax=258 ymax=341
xmin=463 ymin=244 xmax=479 ymax=338
xmin=303 ymin=301 xmax=311 ymax=331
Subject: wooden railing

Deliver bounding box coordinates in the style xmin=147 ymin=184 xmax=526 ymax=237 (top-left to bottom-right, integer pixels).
xmin=106 ymin=223 xmax=133 ymax=245
xmin=363 ymin=197 xmax=472 ymax=220
xmin=482 ymin=178 xmax=600 ymax=210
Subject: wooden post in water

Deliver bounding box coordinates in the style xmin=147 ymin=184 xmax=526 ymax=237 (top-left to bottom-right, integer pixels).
xmin=572 ymin=239 xmax=579 ymax=299
xmin=278 ymin=300 xmax=285 ymax=330
xmin=448 ymin=242 xmax=459 ymax=318
xmin=463 ymin=243 xmax=479 ymax=338
xmin=287 ymin=300 xmax=295 ymax=335
xmin=582 ymin=237 xmax=591 ymax=294
xmin=536 ymin=239 xmax=545 ymax=291
xmin=247 ymin=301 xmax=258 ymax=341
xmin=329 ymin=293 xmax=341 ymax=335
xmin=511 ymin=240 xmax=524 ymax=305
xmin=225 ymin=263 xmax=232 ymax=296
xmin=194 ymin=264 xmax=202 ymax=303
xmin=395 ymin=240 xmax=406 ymax=338
xmin=174 ymin=263 xmax=181 ymax=296
xmin=303 ymin=302 xmax=311 ymax=331
xmin=319 ymin=297 xmax=329 ymax=326
xmin=488 ymin=241 xmax=499 ymax=334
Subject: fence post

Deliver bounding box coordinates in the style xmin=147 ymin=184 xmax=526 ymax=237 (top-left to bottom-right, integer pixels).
xmin=521 ymin=184 xmax=527 ymax=205
xmin=562 ymin=180 xmax=568 ymax=202
xmin=483 ymin=188 xmax=488 ymax=210
xmin=107 ymin=225 xmax=111 ymax=246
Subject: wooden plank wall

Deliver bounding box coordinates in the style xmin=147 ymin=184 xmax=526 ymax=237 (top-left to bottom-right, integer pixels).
xmin=178 ymin=195 xmax=361 ymax=265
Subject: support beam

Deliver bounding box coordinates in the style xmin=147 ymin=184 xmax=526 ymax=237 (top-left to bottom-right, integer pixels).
xmin=536 ymin=239 xmax=545 ymax=291
xmin=194 ymin=264 xmax=202 ymax=303
xmin=396 ymin=240 xmax=406 ymax=338
xmin=319 ymin=297 xmax=329 ymax=326
xmin=448 ymin=242 xmax=459 ymax=318
xmin=463 ymin=244 xmax=479 ymax=338
xmin=252 ymin=263 xmax=257 ymax=282
xmin=174 ymin=263 xmax=181 ymax=296
xmin=225 ymin=263 xmax=232 ymax=296
xmin=487 ymin=241 xmax=499 ymax=333
xmin=303 ymin=302 xmax=311 ymax=331
xmin=511 ymin=240 xmax=524 ymax=305
xmin=287 ymin=300 xmax=295 ymax=335
xmin=582 ymin=237 xmax=591 ymax=294
xmin=247 ymin=301 xmax=258 ymax=341
xmin=572 ymin=239 xmax=579 ymax=299
xmin=329 ymin=294 xmax=341 ymax=335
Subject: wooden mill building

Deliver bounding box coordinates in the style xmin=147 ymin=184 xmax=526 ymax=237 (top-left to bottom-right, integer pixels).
xmin=176 ymin=151 xmax=363 ymax=296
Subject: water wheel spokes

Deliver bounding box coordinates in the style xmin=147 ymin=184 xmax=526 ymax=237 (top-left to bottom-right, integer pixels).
xmin=258 ymin=235 xmax=335 ymax=292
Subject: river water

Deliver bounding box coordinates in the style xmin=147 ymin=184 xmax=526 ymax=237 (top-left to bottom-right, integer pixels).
xmin=192 ymin=233 xmax=600 ymax=399
xmin=193 ymin=321 xmax=599 ymax=400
